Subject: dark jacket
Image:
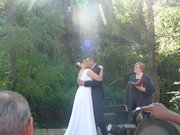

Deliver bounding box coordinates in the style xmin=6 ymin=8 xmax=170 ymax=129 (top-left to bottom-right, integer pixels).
xmin=84 ymin=64 xmax=104 ymax=101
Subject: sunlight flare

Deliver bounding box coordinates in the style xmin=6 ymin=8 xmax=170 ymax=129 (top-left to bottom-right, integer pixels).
xmin=98 ymin=4 xmax=107 ymax=26
xmin=28 ymin=0 xmax=36 ymax=11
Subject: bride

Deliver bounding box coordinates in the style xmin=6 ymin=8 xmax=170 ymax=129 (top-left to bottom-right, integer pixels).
xmin=64 ymin=59 xmax=104 ymax=135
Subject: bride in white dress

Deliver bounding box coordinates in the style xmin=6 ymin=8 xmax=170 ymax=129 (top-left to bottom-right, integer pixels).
xmin=64 ymin=60 xmax=104 ymax=135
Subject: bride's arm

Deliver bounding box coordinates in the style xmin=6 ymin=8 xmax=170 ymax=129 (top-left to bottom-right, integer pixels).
xmin=87 ymin=66 xmax=103 ymax=81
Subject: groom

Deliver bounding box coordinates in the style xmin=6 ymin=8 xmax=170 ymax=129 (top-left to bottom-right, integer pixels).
xmin=78 ymin=55 xmax=108 ymax=135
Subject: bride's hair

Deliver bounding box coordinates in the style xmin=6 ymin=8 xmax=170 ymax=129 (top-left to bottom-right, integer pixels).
xmin=75 ymin=59 xmax=85 ymax=68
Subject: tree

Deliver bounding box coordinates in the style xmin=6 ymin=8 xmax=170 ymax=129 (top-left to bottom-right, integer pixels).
xmin=98 ymin=0 xmax=160 ymax=101
xmin=155 ymin=0 xmax=180 ymax=112
xmin=4 ymin=0 xmax=17 ymax=90
xmin=138 ymin=0 xmax=159 ymax=101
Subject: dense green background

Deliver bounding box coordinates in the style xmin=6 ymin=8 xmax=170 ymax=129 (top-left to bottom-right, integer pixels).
xmin=0 ymin=0 xmax=179 ymax=127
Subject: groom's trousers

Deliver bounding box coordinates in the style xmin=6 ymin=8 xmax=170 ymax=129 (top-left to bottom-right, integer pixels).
xmin=93 ymin=100 xmax=108 ymax=135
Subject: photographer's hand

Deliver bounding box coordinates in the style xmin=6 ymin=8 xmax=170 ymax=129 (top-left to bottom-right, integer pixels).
xmin=141 ymin=103 xmax=180 ymax=126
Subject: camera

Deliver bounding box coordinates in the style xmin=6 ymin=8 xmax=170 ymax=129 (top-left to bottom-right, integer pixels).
xmin=131 ymin=107 xmax=151 ymax=126
xmin=107 ymin=107 xmax=180 ymax=135
xmin=107 ymin=107 xmax=151 ymax=135
xmin=107 ymin=123 xmax=136 ymax=135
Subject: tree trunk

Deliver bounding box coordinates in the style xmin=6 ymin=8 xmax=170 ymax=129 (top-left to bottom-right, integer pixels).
xmin=145 ymin=0 xmax=159 ymax=102
xmin=61 ymin=0 xmax=74 ymax=62
xmin=5 ymin=0 xmax=17 ymax=91
xmin=138 ymin=0 xmax=160 ymax=101
xmin=5 ymin=0 xmax=14 ymax=22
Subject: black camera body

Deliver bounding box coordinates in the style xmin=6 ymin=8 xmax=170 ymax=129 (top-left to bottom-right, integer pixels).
xmin=108 ymin=107 xmax=151 ymax=135
xmin=107 ymin=124 xmax=136 ymax=135
xmin=132 ymin=107 xmax=151 ymax=126
xmin=108 ymin=107 xmax=180 ymax=135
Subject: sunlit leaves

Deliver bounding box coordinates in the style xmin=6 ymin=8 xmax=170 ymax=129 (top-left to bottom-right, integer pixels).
xmin=73 ymin=0 xmax=89 ymax=6
xmin=155 ymin=4 xmax=180 ymax=55
xmin=0 ymin=0 xmax=5 ymax=12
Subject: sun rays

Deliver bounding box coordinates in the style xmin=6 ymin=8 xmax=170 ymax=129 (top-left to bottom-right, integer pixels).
xmin=28 ymin=0 xmax=36 ymax=11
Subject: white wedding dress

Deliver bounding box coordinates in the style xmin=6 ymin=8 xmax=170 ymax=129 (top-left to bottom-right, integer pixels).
xmin=64 ymin=69 xmax=97 ymax=135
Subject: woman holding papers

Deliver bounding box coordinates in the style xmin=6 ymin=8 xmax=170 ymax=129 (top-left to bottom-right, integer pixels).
xmin=123 ymin=62 xmax=155 ymax=116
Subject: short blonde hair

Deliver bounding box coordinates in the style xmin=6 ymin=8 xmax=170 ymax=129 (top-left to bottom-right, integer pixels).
xmin=135 ymin=62 xmax=145 ymax=72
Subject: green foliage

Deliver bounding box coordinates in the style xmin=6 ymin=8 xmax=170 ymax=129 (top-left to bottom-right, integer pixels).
xmin=0 ymin=51 xmax=11 ymax=89
xmin=74 ymin=0 xmax=89 ymax=6
xmin=168 ymin=90 xmax=180 ymax=113
xmin=0 ymin=0 xmax=5 ymax=11
xmin=0 ymin=2 xmax=77 ymax=120
xmin=158 ymin=53 xmax=180 ymax=113
xmin=96 ymin=0 xmax=150 ymax=103
xmin=97 ymin=43 xmax=145 ymax=103
xmin=111 ymin=0 xmax=146 ymax=44
xmin=16 ymin=57 xmax=77 ymax=119
xmin=155 ymin=0 xmax=180 ymax=112
xmin=155 ymin=6 xmax=180 ymax=55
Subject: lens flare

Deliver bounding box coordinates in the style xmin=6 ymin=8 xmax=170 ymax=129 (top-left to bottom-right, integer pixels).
xmin=84 ymin=39 xmax=91 ymax=48
xmin=98 ymin=4 xmax=107 ymax=26
xmin=28 ymin=0 xmax=36 ymax=11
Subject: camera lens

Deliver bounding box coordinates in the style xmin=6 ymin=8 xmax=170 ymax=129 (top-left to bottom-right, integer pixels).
xmin=132 ymin=107 xmax=152 ymax=125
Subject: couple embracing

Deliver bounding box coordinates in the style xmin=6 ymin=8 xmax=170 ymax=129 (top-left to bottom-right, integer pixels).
xmin=64 ymin=56 xmax=108 ymax=135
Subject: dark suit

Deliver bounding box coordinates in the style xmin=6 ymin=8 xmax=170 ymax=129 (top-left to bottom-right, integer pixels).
xmin=84 ymin=64 xmax=108 ymax=135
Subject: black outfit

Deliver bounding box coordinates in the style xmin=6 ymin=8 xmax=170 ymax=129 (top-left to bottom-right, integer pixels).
xmin=84 ymin=64 xmax=108 ymax=135
xmin=123 ymin=74 xmax=155 ymax=121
